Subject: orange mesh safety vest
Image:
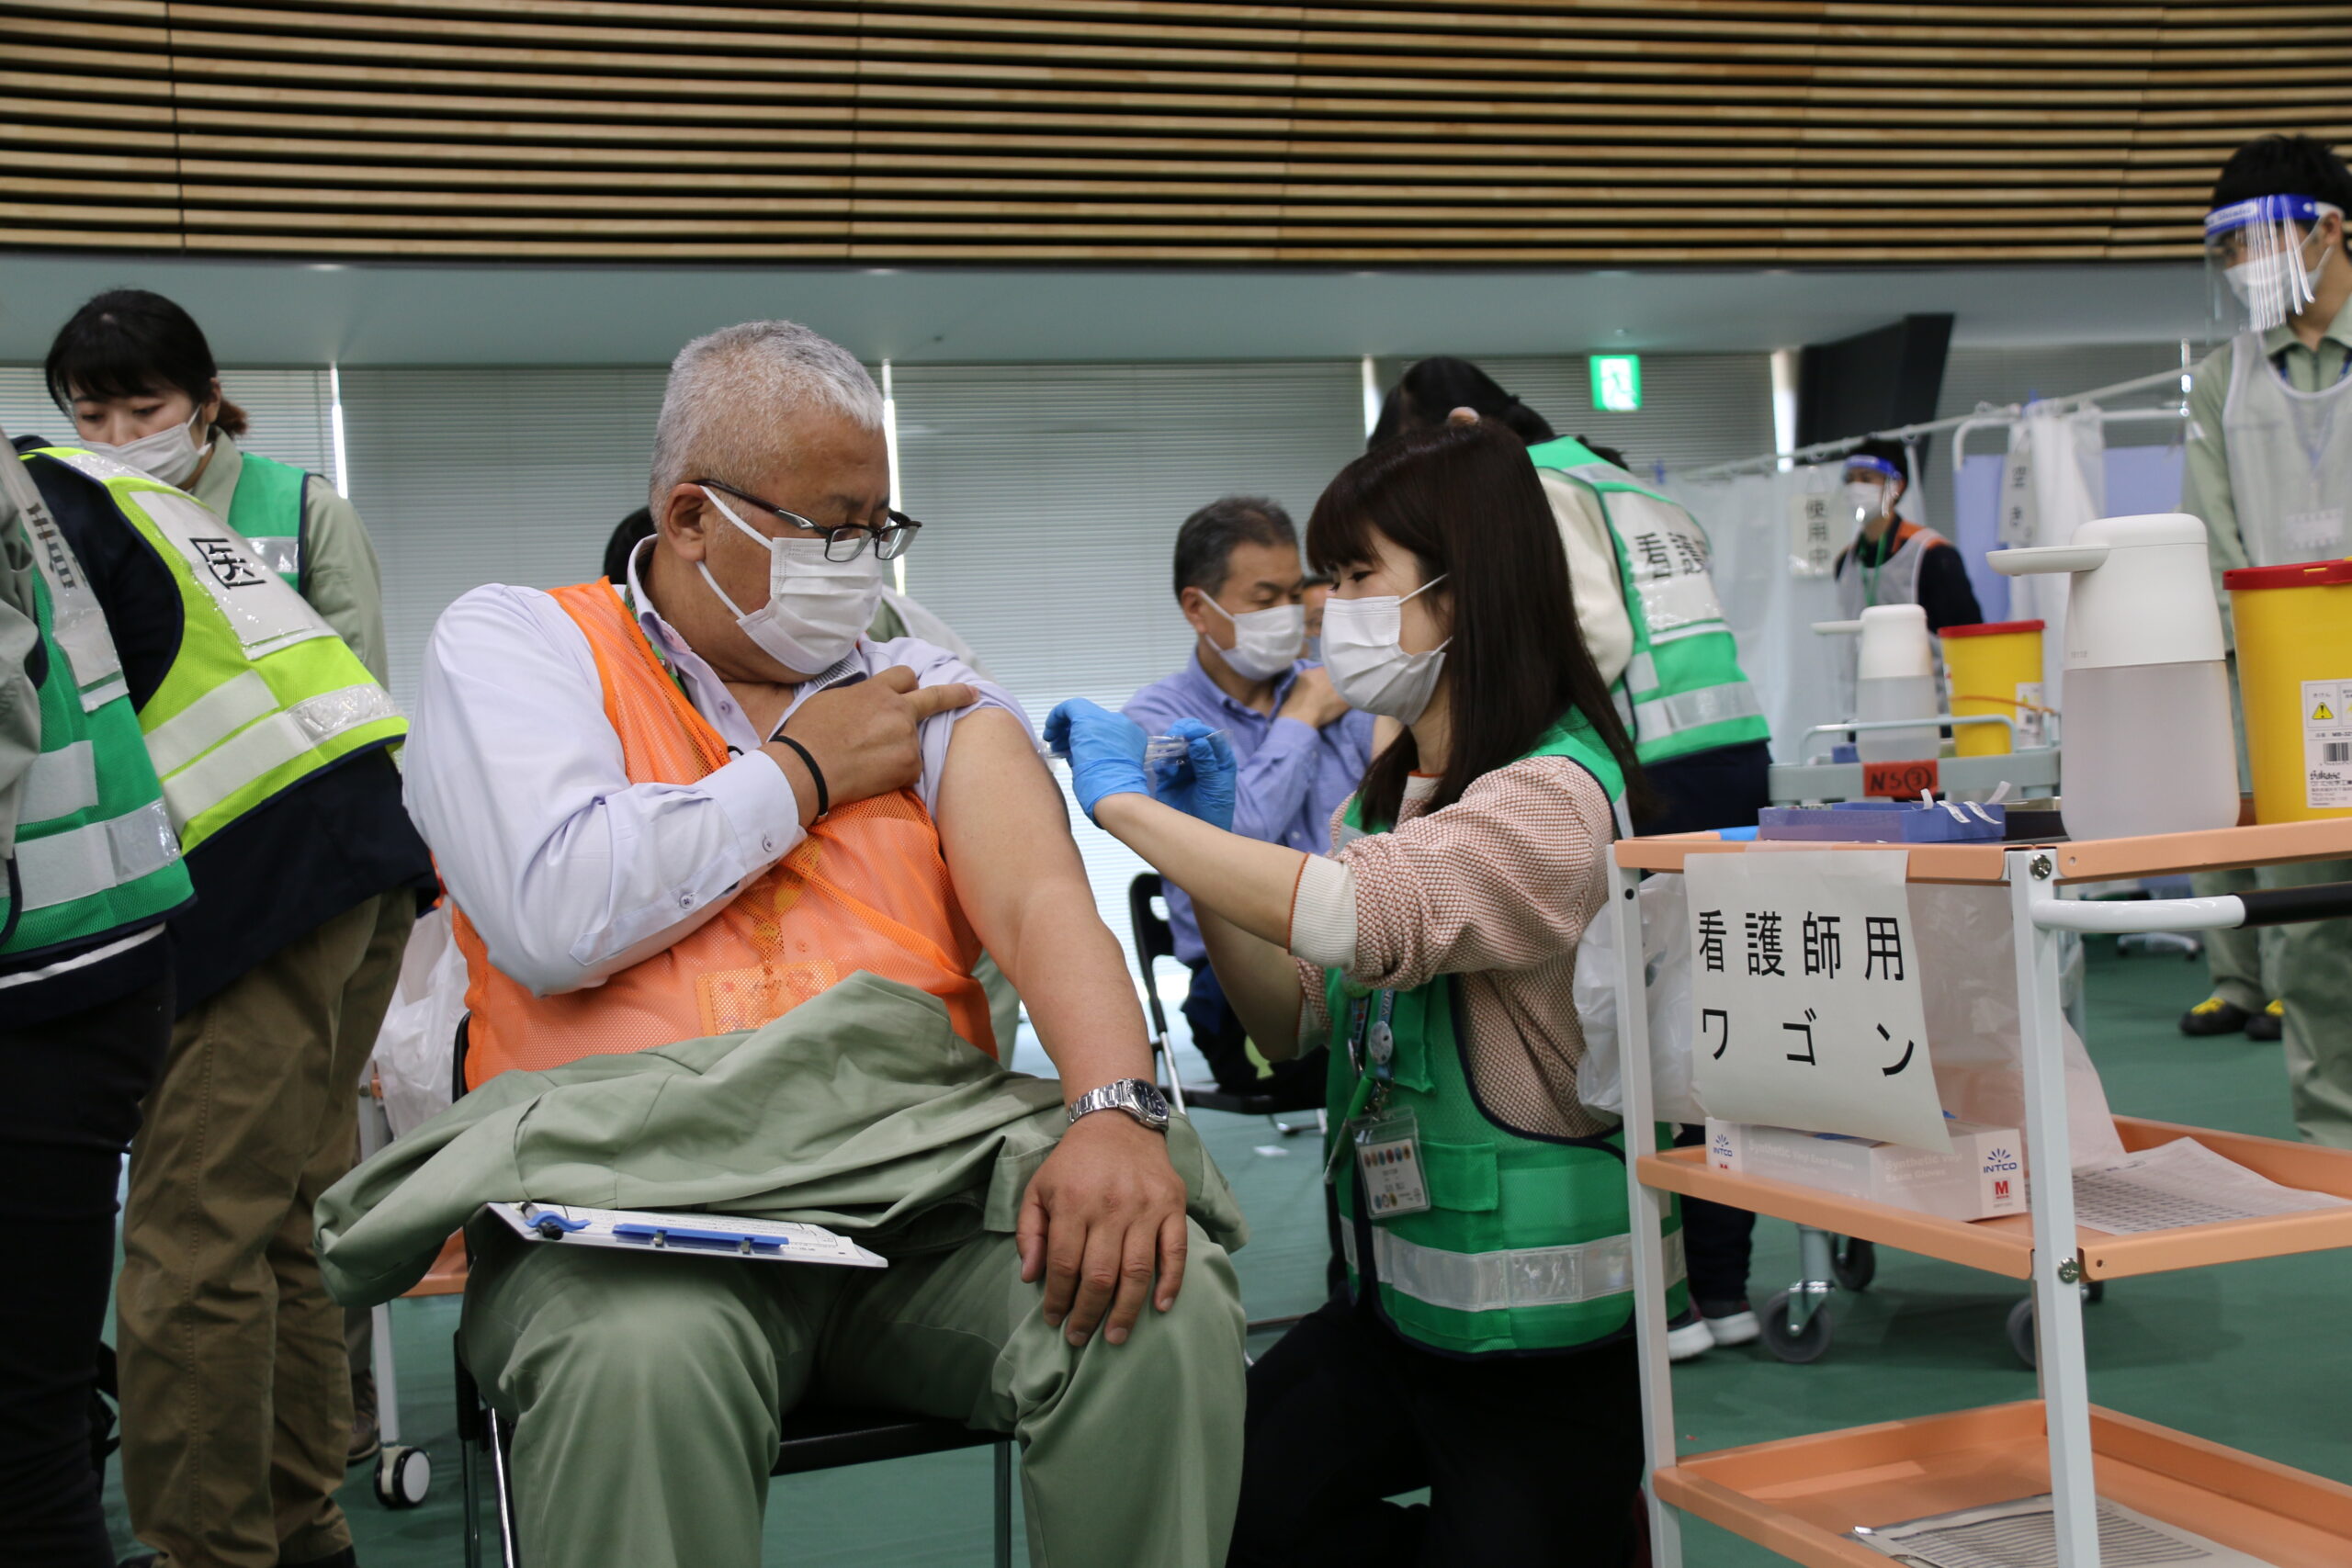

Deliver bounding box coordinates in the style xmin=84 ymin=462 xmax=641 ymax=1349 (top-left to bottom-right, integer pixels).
xmin=453 ymin=580 xmax=995 ymax=1089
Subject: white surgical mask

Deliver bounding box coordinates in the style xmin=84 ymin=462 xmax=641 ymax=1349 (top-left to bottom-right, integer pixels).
xmin=2224 ymin=227 xmax=2324 ymax=321
xmin=1320 ymin=575 xmax=1450 ymax=723
xmin=84 ymin=408 xmax=209 ymax=490
xmin=1198 ymin=595 xmax=1305 ymax=681
xmin=1844 ymin=479 xmax=1889 ymax=525
xmin=696 ymin=486 xmax=884 ymax=674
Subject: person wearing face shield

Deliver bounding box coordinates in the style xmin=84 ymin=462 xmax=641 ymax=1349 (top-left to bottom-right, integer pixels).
xmin=1371 ymin=360 xmax=1770 ymax=1362
xmin=2175 ymin=134 xmax=2352 ymax=1132
xmin=1830 ymin=437 xmax=1983 ymax=632
xmin=388 ymin=321 xmax=1245 ymax=1568
xmin=1124 ymin=498 xmax=1374 ymax=1101
xmin=1047 ymin=417 xmax=1672 ymax=1568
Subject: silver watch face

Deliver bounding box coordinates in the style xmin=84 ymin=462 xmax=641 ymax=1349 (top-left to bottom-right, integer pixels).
xmin=1129 ymin=1079 xmax=1171 ymax=1127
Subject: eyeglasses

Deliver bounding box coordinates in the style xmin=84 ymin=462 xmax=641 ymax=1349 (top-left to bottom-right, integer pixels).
xmin=697 ymin=479 xmax=923 ymax=562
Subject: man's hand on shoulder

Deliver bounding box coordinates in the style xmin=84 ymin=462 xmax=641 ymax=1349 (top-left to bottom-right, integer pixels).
xmin=1017 ymin=1108 xmax=1190 ymax=1347
xmin=1278 ymin=664 xmax=1351 ymax=729
xmin=764 ymin=665 xmax=975 ymax=825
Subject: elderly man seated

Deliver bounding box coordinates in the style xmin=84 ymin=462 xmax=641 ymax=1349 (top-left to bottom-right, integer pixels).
xmin=397 ymin=321 xmax=1245 ymax=1568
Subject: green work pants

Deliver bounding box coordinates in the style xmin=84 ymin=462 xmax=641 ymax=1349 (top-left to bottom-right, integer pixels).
xmin=2270 ymin=858 xmax=2352 ymax=1148
xmin=460 ymin=1214 xmax=1247 ymax=1568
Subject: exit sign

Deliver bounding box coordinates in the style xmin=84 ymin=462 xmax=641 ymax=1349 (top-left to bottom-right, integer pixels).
xmin=1590 ymin=354 xmax=1643 ymax=412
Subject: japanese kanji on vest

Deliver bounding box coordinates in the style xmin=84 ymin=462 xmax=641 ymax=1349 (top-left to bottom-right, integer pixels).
xmin=1 ymin=453 xmax=192 ymax=957
xmin=31 ymin=447 xmax=408 ymax=855
xmin=453 ymin=579 xmax=996 ymax=1089
xmin=1322 ymin=713 xmax=1687 ymax=1357
xmin=1526 ymin=437 xmax=1769 ymax=765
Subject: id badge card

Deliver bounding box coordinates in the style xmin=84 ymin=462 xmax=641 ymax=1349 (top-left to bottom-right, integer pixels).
xmin=1352 ymin=1109 xmax=1430 ymax=1220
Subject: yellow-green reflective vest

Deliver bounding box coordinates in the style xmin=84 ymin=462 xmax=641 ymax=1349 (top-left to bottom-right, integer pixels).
xmin=227 ymin=451 xmax=310 ymax=590
xmin=34 ymin=448 xmax=407 ymax=853
xmin=1527 ymin=436 xmax=1769 ymax=765
xmin=1323 ymin=714 xmax=1688 ymax=1357
xmin=2 ymin=473 xmax=192 ymax=954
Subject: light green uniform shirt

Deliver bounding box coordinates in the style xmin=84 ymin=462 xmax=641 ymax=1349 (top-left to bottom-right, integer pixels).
xmin=2182 ymin=295 xmax=2352 ymax=644
xmin=189 ymin=433 xmax=391 ymax=683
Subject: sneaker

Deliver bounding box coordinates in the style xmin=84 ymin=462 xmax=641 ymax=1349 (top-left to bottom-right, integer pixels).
xmin=1666 ymin=1307 xmax=1714 ymax=1362
xmin=2246 ymin=999 xmax=2285 ymax=1043
xmin=346 ymin=1370 xmax=379 ymax=1470
xmin=2178 ymin=996 xmax=2251 ymax=1037
xmin=1700 ymin=1299 xmax=1760 ymax=1348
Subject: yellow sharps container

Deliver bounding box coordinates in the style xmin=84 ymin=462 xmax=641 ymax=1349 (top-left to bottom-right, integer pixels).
xmin=1938 ymin=619 xmax=2046 ymax=756
xmin=2225 ymin=558 xmax=2352 ymax=824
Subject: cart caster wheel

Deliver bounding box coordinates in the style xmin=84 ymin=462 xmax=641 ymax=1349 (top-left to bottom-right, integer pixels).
xmin=2007 ymin=1297 xmax=2038 ymax=1368
xmin=375 ymin=1443 xmax=431 ymax=1509
xmin=1830 ymin=1236 xmax=1877 ymax=1292
xmin=1758 ymin=1290 xmax=1834 ymax=1364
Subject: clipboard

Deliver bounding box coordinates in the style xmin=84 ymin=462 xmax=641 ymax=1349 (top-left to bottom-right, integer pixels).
xmin=483 ymin=1201 xmax=888 ymax=1269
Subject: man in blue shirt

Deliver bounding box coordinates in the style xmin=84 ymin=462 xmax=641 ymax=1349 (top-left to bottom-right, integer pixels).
xmin=1125 ymin=496 xmax=1374 ymax=1099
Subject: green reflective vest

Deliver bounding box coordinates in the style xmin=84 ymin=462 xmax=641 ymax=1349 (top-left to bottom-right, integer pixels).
xmin=34 ymin=447 xmax=407 ymax=853
xmin=1323 ymin=714 xmax=1687 ymax=1356
xmin=2 ymin=469 xmax=192 ymax=956
xmin=1527 ymin=436 xmax=1769 ymax=764
xmin=227 ymin=450 xmax=311 ymax=591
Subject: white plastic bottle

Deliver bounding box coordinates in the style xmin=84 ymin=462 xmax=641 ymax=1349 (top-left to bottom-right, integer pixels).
xmin=1852 ymin=605 xmax=1939 ymax=762
xmin=1990 ymin=513 xmax=2240 ymax=840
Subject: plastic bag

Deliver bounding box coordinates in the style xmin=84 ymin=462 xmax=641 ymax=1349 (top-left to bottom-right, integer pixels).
xmin=1574 ymin=872 xmax=1708 ymax=1124
xmin=1910 ymin=883 xmax=2126 ymax=1169
xmin=370 ymin=904 xmax=468 ymax=1138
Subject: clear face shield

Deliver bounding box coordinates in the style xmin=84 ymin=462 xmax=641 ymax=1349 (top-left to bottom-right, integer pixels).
xmin=1841 ymin=455 xmax=1903 ymax=536
xmin=2206 ymin=193 xmax=2344 ymax=335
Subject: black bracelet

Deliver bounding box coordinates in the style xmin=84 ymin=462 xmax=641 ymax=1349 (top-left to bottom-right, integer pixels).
xmin=771 ymin=734 xmax=829 ymax=818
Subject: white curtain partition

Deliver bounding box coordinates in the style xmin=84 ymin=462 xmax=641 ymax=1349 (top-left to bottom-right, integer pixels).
xmin=1664 ymin=466 xmax=1852 ymax=763
xmin=1996 ymin=406 xmax=2109 ymax=712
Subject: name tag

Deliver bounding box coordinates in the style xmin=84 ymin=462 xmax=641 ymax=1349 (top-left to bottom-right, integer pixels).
xmin=1353 ymin=1109 xmax=1430 ymax=1219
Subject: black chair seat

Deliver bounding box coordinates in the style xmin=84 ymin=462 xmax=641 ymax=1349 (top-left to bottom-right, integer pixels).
xmin=772 ymin=1406 xmax=1001 ymax=1475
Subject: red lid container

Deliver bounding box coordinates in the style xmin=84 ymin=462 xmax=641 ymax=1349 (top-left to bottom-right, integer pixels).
xmin=1939 ymin=619 xmax=2046 ymax=638
xmin=2222 ymin=558 xmax=2352 ymax=591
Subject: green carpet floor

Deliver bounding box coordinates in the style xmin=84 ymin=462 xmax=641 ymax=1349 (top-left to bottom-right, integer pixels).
xmin=103 ymin=939 xmax=2350 ymax=1565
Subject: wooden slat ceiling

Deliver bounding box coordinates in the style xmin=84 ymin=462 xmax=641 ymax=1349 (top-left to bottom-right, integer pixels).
xmin=5 ymin=1 xmax=2347 ymax=265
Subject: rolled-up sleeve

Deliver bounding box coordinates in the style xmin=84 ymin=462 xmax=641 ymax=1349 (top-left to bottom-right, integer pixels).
xmin=404 ymin=585 xmax=805 ymax=996
xmin=1327 ymin=759 xmax=1613 ymax=996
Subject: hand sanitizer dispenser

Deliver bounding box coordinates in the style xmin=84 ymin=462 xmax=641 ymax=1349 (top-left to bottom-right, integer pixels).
xmin=1989 ymin=513 xmax=2239 ymax=840
xmin=1815 ymin=604 xmax=1939 ymax=761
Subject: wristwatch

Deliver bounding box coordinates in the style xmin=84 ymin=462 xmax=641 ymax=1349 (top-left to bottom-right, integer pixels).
xmin=1066 ymin=1077 xmax=1173 ymax=1133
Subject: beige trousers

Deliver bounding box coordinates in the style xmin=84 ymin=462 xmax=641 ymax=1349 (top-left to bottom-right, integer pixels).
xmin=118 ymin=892 xmax=414 ymax=1568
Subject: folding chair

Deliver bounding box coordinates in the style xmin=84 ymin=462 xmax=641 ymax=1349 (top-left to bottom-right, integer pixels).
xmin=445 ymin=1019 xmax=1017 ymax=1568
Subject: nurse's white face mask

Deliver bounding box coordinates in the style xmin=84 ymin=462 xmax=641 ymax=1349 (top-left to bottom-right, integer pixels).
xmin=83 ymin=407 xmax=210 ymax=490
xmin=1320 ymin=574 xmax=1451 ymax=723
xmin=696 ymin=486 xmax=884 ymax=675
xmin=1844 ymin=479 xmax=1891 ymax=526
xmin=1197 ymin=594 xmax=1306 ymax=681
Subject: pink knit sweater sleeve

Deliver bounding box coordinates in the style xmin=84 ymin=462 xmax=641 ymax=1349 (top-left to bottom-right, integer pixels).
xmin=1326 ymin=757 xmax=1612 ymax=995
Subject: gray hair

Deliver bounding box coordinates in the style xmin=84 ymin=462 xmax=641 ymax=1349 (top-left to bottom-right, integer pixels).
xmin=1172 ymin=495 xmax=1295 ymax=599
xmin=648 ymin=320 xmax=884 ymax=509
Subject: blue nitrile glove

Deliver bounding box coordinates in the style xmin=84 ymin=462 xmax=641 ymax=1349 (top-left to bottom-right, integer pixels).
xmin=1043 ymin=699 xmax=1149 ymax=822
xmin=1151 ymin=717 xmax=1237 ymax=831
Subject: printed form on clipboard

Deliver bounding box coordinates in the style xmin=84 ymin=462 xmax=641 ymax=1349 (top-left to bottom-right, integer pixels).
xmin=485 ymin=1201 xmax=888 ymax=1269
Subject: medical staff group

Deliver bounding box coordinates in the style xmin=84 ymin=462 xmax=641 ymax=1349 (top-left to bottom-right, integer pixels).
xmin=1 ymin=130 xmax=2347 ymax=1568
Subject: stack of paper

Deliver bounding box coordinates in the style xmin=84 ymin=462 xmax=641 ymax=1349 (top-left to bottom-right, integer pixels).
xmin=1851 ymin=1495 xmax=2274 ymax=1568
xmin=2070 ymin=1140 xmax=2352 ymax=1235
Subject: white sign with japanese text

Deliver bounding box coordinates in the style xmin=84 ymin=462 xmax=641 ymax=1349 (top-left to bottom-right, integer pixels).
xmin=1787 ymin=491 xmax=1838 ymax=578
xmin=1685 ymin=850 xmax=1950 ymax=1152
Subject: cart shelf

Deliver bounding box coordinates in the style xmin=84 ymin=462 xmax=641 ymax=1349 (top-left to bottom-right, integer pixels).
xmin=1616 ymin=815 xmax=2352 ymax=885
xmin=1654 ymin=1400 xmax=2352 ymax=1568
xmin=1639 ymin=1116 xmax=2352 ymax=1282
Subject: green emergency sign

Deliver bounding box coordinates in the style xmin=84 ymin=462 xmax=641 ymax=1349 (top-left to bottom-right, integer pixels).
xmin=1589 ymin=354 xmax=1642 ymax=412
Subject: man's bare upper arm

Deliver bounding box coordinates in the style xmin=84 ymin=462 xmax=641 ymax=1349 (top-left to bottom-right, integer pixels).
xmin=933 ymin=706 xmax=1091 ymax=956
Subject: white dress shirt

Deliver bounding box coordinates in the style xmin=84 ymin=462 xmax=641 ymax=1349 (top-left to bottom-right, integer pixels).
xmin=403 ymin=547 xmax=1024 ymax=998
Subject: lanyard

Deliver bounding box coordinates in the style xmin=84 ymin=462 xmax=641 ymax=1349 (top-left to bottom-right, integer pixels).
xmin=1326 ymin=989 xmax=1398 ymax=1180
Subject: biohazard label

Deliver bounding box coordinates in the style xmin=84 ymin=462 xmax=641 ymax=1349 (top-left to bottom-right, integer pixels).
xmin=2305 ymin=679 xmax=2352 ymax=809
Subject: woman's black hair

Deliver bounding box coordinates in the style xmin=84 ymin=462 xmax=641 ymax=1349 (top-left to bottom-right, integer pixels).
xmin=604 ymin=507 xmax=656 ymax=584
xmin=1307 ymin=416 xmax=1655 ymax=828
xmin=45 ymin=288 xmax=247 ymax=438
xmin=1369 ymin=357 xmax=1558 ymax=450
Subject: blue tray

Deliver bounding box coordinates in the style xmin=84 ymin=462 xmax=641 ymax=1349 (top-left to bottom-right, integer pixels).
xmin=1757 ymin=800 xmax=2007 ymax=843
